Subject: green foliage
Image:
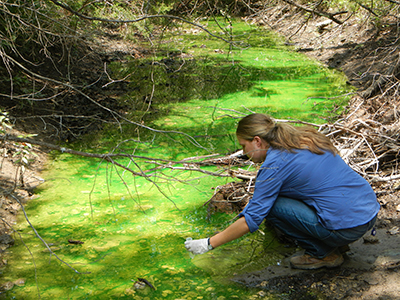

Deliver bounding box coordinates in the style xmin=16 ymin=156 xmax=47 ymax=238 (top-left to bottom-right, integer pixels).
xmin=0 ymin=110 xmax=12 ymax=134
xmin=11 ymin=134 xmax=39 ymax=175
xmin=0 ymin=108 xmax=38 ymax=172
xmin=12 ymin=138 xmax=38 ymax=167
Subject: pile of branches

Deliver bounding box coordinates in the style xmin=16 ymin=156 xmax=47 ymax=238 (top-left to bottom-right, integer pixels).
xmin=326 ymin=93 xmax=400 ymax=185
xmin=206 ymin=181 xmax=254 ymax=215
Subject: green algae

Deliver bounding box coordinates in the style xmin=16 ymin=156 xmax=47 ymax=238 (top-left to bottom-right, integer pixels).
xmin=2 ymin=18 xmax=353 ymax=300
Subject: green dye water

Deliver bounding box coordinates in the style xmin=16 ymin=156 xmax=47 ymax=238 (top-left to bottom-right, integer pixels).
xmin=2 ymin=19 xmax=353 ymax=299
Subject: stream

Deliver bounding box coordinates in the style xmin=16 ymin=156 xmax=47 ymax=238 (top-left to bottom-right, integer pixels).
xmin=2 ymin=19 xmax=352 ymax=299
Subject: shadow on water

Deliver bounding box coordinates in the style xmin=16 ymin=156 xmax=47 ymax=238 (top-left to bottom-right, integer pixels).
xmin=114 ymin=58 xmax=342 ymax=113
xmin=96 ymin=55 xmax=349 ymax=158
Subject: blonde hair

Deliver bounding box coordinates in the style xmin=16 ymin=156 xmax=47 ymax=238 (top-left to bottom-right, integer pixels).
xmin=236 ymin=113 xmax=337 ymax=155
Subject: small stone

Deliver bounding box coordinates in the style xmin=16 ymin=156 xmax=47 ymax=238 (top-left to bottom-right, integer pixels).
xmin=13 ymin=278 xmax=25 ymax=286
xmin=311 ymin=282 xmax=317 ymax=289
xmin=388 ymin=226 xmax=399 ymax=235
xmin=259 ymin=281 xmax=268 ymax=287
xmin=360 ymin=274 xmax=379 ymax=285
xmin=379 ymin=198 xmax=388 ymax=206
xmin=133 ymin=281 xmax=146 ymax=290
xmin=396 ymin=204 xmax=400 ymax=212
xmin=384 ymin=260 xmax=400 ymax=270
xmin=257 ymin=290 xmax=266 ymax=297
xmin=0 ymin=281 xmax=14 ymax=292
xmin=363 ymin=235 xmax=379 ymax=244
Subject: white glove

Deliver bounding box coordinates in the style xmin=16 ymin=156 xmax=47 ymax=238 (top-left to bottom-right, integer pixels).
xmin=184 ymin=238 xmax=211 ymax=255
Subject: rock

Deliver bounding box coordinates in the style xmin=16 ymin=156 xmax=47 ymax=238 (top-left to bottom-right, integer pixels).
xmin=0 ymin=281 xmax=14 ymax=292
xmin=316 ymin=20 xmax=332 ymax=33
xmin=363 ymin=235 xmax=379 ymax=244
xmin=359 ymin=274 xmax=380 ymax=285
xmin=379 ymin=198 xmax=388 ymax=206
xmin=133 ymin=281 xmax=146 ymax=290
xmin=13 ymin=278 xmax=25 ymax=286
xmin=388 ymin=226 xmax=400 ymax=235
xmin=383 ymin=260 xmax=400 ymax=270
xmin=257 ymin=290 xmax=267 ymax=297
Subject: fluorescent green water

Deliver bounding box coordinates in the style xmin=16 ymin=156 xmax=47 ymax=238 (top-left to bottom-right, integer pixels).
xmin=5 ymin=155 xmax=283 ymax=299
xmin=2 ymin=19 xmax=352 ymax=299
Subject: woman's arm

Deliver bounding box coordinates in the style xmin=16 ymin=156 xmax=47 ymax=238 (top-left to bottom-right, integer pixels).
xmin=209 ymin=217 xmax=250 ymax=248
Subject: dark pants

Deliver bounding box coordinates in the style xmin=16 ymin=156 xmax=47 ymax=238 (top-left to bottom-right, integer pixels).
xmin=266 ymin=197 xmax=377 ymax=258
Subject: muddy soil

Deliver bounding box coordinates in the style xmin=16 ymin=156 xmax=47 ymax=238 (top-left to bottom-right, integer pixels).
xmin=1 ymin=7 xmax=400 ymax=299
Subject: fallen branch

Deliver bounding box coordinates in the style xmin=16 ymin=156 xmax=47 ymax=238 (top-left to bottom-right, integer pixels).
xmin=355 ymin=1 xmax=378 ymax=16
xmin=360 ymin=59 xmax=400 ymax=99
xmin=0 ymin=134 xmax=254 ymax=180
xmin=1 ymin=188 xmax=89 ymax=275
xmin=280 ymin=0 xmax=347 ymax=24
xmin=383 ymin=0 xmax=400 ymax=5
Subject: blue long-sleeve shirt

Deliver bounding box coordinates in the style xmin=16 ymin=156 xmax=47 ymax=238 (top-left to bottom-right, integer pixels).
xmin=239 ymin=148 xmax=380 ymax=232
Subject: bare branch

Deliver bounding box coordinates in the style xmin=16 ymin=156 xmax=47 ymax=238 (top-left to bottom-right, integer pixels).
xmin=48 ymin=0 xmax=239 ymax=46
xmin=149 ymin=161 xmax=232 ymax=177
xmin=355 ymin=1 xmax=378 ymax=16
xmin=2 ymin=52 xmax=208 ymax=150
xmin=360 ymin=57 xmax=400 ymax=99
xmin=280 ymin=0 xmax=347 ymax=24
xmin=1 ymin=188 xmax=89 ymax=274
xmin=0 ymin=134 xmax=197 ymax=166
xmin=383 ymin=0 xmax=400 ymax=5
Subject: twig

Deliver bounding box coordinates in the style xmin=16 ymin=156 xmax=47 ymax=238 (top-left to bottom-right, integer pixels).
xmin=383 ymin=0 xmax=400 ymax=5
xmin=3 ymin=189 xmax=89 ymax=274
xmin=280 ymin=0 xmax=346 ymax=24
xmin=355 ymin=1 xmax=378 ymax=16
xmin=0 ymin=216 xmax=41 ymax=299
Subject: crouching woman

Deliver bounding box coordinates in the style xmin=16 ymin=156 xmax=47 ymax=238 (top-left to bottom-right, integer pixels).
xmin=185 ymin=113 xmax=380 ymax=270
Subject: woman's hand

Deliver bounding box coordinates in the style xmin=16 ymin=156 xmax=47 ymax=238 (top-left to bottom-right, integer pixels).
xmin=184 ymin=218 xmax=250 ymax=255
xmin=184 ymin=238 xmax=210 ymax=255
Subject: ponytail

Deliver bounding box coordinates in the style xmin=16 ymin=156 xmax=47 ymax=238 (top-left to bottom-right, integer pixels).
xmin=236 ymin=113 xmax=337 ymax=155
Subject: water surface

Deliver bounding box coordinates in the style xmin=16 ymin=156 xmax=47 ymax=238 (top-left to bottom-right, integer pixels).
xmin=2 ymin=18 xmax=352 ymax=299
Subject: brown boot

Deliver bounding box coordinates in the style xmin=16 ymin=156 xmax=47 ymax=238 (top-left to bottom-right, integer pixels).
xmin=290 ymin=251 xmax=344 ymax=270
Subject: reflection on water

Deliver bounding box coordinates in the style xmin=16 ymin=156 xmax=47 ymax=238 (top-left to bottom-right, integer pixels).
xmin=3 ymin=18 xmax=352 ymax=299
